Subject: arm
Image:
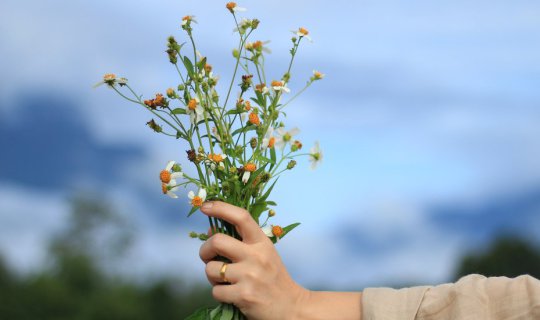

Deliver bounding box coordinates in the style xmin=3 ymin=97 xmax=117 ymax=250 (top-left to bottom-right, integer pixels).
xmin=199 ymin=201 xmax=362 ymax=320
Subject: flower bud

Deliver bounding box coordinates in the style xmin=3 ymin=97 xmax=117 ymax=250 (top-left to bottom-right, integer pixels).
xmin=146 ymin=119 xmax=162 ymax=133
xmin=186 ymin=149 xmax=197 ymax=162
xmin=177 ymin=84 xmax=185 ymax=91
xmin=189 ymin=231 xmax=198 ymax=238
xmin=268 ymin=209 xmax=276 ymax=217
xmin=261 ymin=172 xmax=271 ymax=183
xmin=198 ymin=234 xmax=209 ymax=241
xmin=251 ymin=19 xmax=260 ymax=29
xmin=250 ymin=137 xmax=257 ymax=149
xmin=166 ymin=87 xmax=176 ymax=98
xmin=232 ymin=49 xmax=240 ymax=58
xmin=291 ymin=140 xmax=303 ymax=152
xmin=172 ymin=164 xmax=182 ymax=172
xmin=287 ymin=160 xmax=297 ymax=170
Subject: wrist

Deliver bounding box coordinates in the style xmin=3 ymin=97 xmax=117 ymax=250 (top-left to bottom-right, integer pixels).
xmin=292 ymin=289 xmax=363 ymax=320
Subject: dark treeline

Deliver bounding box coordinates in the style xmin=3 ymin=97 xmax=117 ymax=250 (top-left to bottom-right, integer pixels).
xmin=0 ymin=196 xmax=214 ymax=319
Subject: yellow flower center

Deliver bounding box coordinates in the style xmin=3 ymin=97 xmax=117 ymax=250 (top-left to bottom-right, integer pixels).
xmin=191 ymin=196 xmax=203 ymax=207
xmin=298 ymin=27 xmax=309 ymax=36
xmin=249 ymin=112 xmax=260 ymax=126
xmin=314 ymin=71 xmax=323 ymax=80
xmin=211 ymin=154 xmax=224 ymax=162
xmin=255 ymin=83 xmax=266 ymax=92
xmin=103 ymin=73 xmax=116 ymax=81
xmin=160 ymin=170 xmax=171 ymax=183
xmin=245 ymin=163 xmax=257 ymax=172
xmin=283 ymin=133 xmax=291 ymax=142
xmin=226 ymin=2 xmax=237 ymax=11
xmin=268 ymin=137 xmax=276 ymax=148
xmin=272 ymin=225 xmax=283 ymax=238
xmin=253 ymin=40 xmax=263 ymax=50
xmin=271 ymin=80 xmax=283 ymax=87
xmin=188 ymin=98 xmax=197 ymax=111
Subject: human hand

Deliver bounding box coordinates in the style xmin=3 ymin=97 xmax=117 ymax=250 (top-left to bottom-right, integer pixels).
xmin=199 ymin=201 xmax=307 ymax=320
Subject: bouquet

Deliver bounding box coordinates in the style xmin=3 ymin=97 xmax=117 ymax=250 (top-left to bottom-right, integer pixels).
xmin=97 ymin=3 xmax=323 ymax=319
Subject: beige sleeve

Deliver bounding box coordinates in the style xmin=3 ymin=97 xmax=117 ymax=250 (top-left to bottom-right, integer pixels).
xmin=362 ymin=274 xmax=540 ymax=320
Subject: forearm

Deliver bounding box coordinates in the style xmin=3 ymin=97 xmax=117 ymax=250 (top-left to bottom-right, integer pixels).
xmin=294 ymin=290 xmax=362 ymax=320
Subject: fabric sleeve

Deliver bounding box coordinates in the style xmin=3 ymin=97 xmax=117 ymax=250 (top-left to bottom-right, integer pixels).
xmin=362 ymin=274 xmax=540 ymax=320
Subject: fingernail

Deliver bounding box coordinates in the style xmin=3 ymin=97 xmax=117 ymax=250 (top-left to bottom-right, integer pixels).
xmin=201 ymin=201 xmax=213 ymax=210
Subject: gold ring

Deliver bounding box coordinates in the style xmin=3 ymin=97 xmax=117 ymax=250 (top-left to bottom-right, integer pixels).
xmin=219 ymin=262 xmax=229 ymax=283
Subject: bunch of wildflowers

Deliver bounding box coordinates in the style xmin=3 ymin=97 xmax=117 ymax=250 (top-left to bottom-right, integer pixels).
xmin=98 ymin=3 xmax=323 ymax=319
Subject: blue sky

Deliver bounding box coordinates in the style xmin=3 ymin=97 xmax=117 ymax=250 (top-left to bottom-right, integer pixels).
xmin=1 ymin=0 xmax=540 ymax=289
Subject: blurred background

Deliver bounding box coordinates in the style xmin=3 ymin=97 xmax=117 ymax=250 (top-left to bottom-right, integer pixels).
xmin=1 ymin=0 xmax=540 ymax=318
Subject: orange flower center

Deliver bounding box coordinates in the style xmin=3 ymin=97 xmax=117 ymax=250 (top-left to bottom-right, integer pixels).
xmin=299 ymin=27 xmax=309 ymax=36
xmin=188 ymin=99 xmax=197 ymax=110
xmin=268 ymin=137 xmax=276 ymax=148
xmin=271 ymin=80 xmax=283 ymax=87
xmin=182 ymin=15 xmax=191 ymax=21
xmin=245 ymin=163 xmax=257 ymax=172
xmin=160 ymin=170 xmax=172 ymax=183
xmin=255 ymin=83 xmax=266 ymax=92
xmin=204 ymin=63 xmax=212 ymax=73
xmin=161 ymin=183 xmax=168 ymax=194
xmin=211 ymin=154 xmax=224 ymax=162
xmin=244 ymin=101 xmax=252 ymax=111
xmin=104 ymin=73 xmax=116 ymax=81
xmin=191 ymin=196 xmax=203 ymax=207
xmin=226 ymin=2 xmax=237 ymax=10
xmin=272 ymin=225 xmax=283 ymax=238
xmin=314 ymin=71 xmax=323 ymax=79
xmin=253 ymin=41 xmax=263 ymax=49
xmin=249 ymin=112 xmax=260 ymax=126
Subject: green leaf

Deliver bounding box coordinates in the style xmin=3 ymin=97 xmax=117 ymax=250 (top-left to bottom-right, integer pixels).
xmin=172 ymin=108 xmax=187 ymax=114
xmin=232 ymin=124 xmax=256 ymax=137
xmin=255 ymin=154 xmax=275 ymax=164
xmin=187 ymin=206 xmax=199 ymax=217
xmin=269 ymin=148 xmax=277 ymax=171
xmin=225 ymin=109 xmax=243 ymax=116
xmin=260 ymin=178 xmax=278 ymax=202
xmin=266 ymin=200 xmax=277 ymax=206
xmin=184 ymin=306 xmax=211 ymax=320
xmin=281 ymin=222 xmax=300 ymax=239
xmin=209 ymin=304 xmax=222 ymax=319
xmin=250 ymin=202 xmax=268 ymax=223
xmin=220 ymin=304 xmax=234 ymax=320
xmin=183 ymin=56 xmax=195 ymax=77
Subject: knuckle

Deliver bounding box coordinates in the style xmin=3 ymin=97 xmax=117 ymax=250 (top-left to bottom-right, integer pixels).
xmin=238 ymin=287 xmax=255 ymax=304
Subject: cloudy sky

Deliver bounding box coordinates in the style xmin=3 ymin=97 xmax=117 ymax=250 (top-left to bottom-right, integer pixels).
xmin=1 ymin=0 xmax=540 ymax=290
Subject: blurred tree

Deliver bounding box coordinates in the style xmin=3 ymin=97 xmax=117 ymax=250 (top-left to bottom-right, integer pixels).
xmin=454 ymin=236 xmax=540 ymax=280
xmin=0 ymin=194 xmax=214 ymax=319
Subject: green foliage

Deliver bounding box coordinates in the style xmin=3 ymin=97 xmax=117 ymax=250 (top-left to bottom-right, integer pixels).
xmin=454 ymin=236 xmax=540 ymax=280
xmin=0 ymin=196 xmax=215 ymax=319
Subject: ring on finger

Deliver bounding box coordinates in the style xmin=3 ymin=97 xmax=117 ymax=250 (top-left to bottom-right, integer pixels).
xmin=219 ymin=262 xmax=229 ymax=283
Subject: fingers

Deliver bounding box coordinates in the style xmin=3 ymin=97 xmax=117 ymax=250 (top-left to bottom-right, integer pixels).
xmin=205 ymin=260 xmax=240 ymax=285
xmin=199 ymin=233 xmax=246 ymax=263
xmin=212 ymin=283 xmax=240 ymax=305
xmin=200 ymin=201 xmax=266 ymax=244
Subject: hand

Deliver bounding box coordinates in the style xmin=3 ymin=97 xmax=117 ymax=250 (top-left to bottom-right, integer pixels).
xmin=199 ymin=201 xmax=307 ymax=319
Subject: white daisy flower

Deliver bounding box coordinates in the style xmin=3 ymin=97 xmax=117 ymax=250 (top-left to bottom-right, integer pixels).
xmin=274 ymin=127 xmax=300 ymax=150
xmin=186 ymin=98 xmax=204 ymax=124
xmin=309 ymin=141 xmax=323 ymax=170
xmin=270 ymin=80 xmax=290 ymax=93
xmin=294 ymin=27 xmax=312 ymax=42
xmin=226 ymin=2 xmax=246 ymax=13
xmin=188 ymin=188 xmax=207 ymax=207
xmin=261 ymin=127 xmax=276 ymax=149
